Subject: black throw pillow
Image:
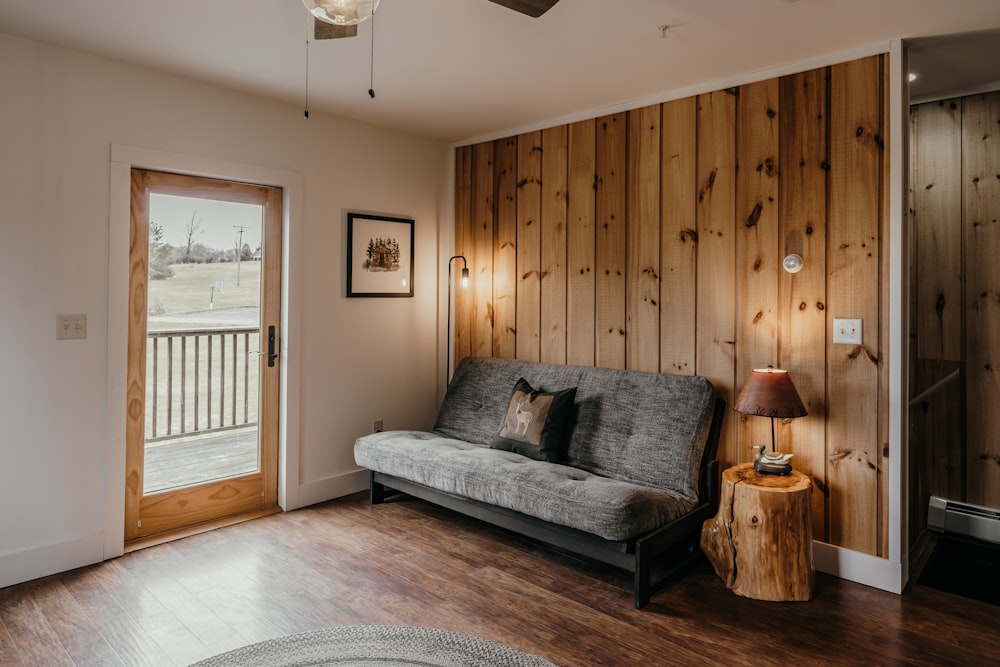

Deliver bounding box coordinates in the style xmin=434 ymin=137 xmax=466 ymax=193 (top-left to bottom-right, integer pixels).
xmin=490 ymin=378 xmax=576 ymax=462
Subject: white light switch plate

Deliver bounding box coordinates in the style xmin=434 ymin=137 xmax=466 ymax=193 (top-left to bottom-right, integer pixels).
xmin=57 ymin=314 xmax=87 ymax=340
xmin=833 ymin=318 xmax=862 ymax=345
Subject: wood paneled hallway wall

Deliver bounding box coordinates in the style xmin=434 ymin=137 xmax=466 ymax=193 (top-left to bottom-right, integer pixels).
xmin=909 ymin=90 xmax=1000 ymax=539
xmin=453 ymin=54 xmax=891 ymax=557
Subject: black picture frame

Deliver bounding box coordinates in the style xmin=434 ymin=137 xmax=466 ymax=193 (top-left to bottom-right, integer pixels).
xmin=346 ymin=212 xmax=414 ymax=298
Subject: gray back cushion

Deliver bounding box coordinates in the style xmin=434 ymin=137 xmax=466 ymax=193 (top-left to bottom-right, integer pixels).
xmin=434 ymin=357 xmax=717 ymax=504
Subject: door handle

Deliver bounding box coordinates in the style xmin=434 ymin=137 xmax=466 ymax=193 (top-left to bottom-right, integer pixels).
xmin=249 ymin=327 xmax=278 ymax=366
xmin=267 ymin=325 xmax=277 ymax=367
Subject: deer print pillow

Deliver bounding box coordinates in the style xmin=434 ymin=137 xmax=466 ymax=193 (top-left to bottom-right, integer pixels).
xmin=491 ymin=378 xmax=577 ymax=462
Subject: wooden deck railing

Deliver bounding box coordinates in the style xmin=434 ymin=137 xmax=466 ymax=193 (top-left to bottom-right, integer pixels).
xmin=146 ymin=327 xmax=259 ymax=442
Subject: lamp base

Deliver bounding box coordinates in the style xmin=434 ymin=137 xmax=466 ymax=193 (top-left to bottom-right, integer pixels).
xmin=752 ymin=445 xmax=794 ymax=475
xmin=754 ymin=458 xmax=792 ymax=476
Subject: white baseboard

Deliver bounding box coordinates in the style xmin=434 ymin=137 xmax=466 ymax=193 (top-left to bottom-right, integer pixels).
xmin=0 ymin=533 xmax=106 ymax=589
xmin=289 ymin=469 xmax=370 ymax=511
xmin=813 ymin=541 xmax=904 ymax=594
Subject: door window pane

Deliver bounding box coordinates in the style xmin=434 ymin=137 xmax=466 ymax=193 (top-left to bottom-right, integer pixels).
xmin=143 ymin=194 xmax=263 ymax=494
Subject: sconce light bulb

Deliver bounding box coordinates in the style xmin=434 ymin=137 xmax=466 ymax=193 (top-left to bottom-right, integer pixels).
xmin=783 ymin=254 xmax=804 ymax=274
xmin=461 ymin=267 xmax=470 ymax=288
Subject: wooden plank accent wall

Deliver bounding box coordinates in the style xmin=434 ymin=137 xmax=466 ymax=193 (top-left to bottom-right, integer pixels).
xmin=878 ymin=60 xmax=892 ymax=557
xmin=541 ymin=126 xmax=568 ymax=364
xmin=735 ymin=79 xmax=780 ymax=467
xmin=660 ymin=98 xmax=698 ymax=376
xmin=826 ymin=57 xmax=883 ymax=554
xmin=595 ymin=114 xmax=627 ymax=370
xmin=696 ymin=90 xmax=738 ymax=466
xmin=472 ymin=143 xmax=495 ymax=359
xmin=567 ymin=120 xmax=597 ymax=367
xmin=909 ymin=89 xmax=1000 ymax=536
xmin=909 ymin=99 xmax=965 ymax=540
xmin=913 ymin=101 xmax=963 ymax=362
xmin=516 ymin=132 xmax=542 ymax=362
xmin=627 ymin=105 xmax=662 ymax=373
xmin=453 ymin=54 xmax=890 ymax=555
xmin=494 ymin=138 xmax=518 ymax=359
xmin=453 ymin=145 xmax=473 ymax=369
xmin=963 ymin=91 xmax=1000 ymax=507
xmin=779 ymin=67 xmax=830 ymax=538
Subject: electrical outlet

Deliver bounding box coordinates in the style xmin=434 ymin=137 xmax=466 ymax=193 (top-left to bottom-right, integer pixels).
xmin=833 ymin=318 xmax=862 ymax=345
xmin=56 ymin=314 xmax=87 ymax=340
xmin=372 ymin=419 xmax=384 ymax=433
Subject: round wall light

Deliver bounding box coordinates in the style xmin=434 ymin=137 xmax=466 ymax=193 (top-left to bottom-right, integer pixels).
xmin=783 ymin=254 xmax=804 ymax=274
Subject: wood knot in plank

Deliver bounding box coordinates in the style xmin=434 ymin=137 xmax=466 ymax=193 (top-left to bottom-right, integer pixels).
xmin=847 ymin=345 xmax=880 ymax=365
xmin=699 ymin=169 xmax=718 ymax=202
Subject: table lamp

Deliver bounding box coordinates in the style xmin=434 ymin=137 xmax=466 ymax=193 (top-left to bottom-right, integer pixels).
xmin=734 ymin=368 xmax=807 ymax=475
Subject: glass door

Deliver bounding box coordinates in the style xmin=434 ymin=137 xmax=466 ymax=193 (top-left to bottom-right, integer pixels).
xmin=125 ymin=169 xmax=281 ymax=543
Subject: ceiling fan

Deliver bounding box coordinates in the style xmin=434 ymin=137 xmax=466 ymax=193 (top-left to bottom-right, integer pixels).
xmin=302 ymin=0 xmax=560 ymax=39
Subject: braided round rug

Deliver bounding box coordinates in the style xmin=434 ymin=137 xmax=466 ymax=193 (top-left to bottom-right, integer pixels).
xmin=191 ymin=625 xmax=556 ymax=667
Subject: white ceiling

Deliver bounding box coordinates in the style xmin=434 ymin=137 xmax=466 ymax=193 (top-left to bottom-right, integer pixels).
xmin=1 ymin=0 xmax=999 ymax=142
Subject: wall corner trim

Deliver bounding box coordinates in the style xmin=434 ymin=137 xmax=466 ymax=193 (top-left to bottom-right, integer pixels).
xmin=813 ymin=541 xmax=904 ymax=594
xmin=289 ymin=469 xmax=370 ymax=511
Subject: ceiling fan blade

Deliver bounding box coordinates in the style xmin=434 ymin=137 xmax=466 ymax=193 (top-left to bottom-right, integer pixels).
xmin=487 ymin=0 xmax=559 ymax=18
xmin=314 ymin=18 xmax=357 ymax=39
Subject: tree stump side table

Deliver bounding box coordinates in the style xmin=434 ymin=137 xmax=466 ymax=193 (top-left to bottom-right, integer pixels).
xmin=700 ymin=462 xmax=814 ymax=601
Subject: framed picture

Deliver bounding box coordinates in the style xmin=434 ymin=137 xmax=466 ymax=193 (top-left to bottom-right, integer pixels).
xmin=346 ymin=212 xmax=414 ymax=298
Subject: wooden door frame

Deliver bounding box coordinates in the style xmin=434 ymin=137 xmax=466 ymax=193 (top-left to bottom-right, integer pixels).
xmin=107 ymin=145 xmax=304 ymax=558
xmin=125 ymin=168 xmax=281 ymax=543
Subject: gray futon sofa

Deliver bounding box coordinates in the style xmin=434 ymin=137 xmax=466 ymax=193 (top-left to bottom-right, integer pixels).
xmin=354 ymin=356 xmax=725 ymax=608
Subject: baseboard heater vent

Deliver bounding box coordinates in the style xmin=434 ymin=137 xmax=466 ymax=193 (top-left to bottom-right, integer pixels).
xmin=928 ymin=496 xmax=1000 ymax=545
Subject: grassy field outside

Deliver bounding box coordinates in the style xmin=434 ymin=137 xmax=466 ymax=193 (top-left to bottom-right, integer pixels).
xmin=148 ymin=261 xmax=260 ymax=330
xmin=145 ymin=261 xmax=262 ymax=450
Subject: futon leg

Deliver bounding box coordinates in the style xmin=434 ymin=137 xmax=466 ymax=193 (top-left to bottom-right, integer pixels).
xmin=634 ymin=542 xmax=652 ymax=609
xmin=370 ymin=472 xmax=386 ymax=505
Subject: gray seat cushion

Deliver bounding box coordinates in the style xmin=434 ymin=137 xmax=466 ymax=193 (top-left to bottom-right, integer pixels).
xmin=434 ymin=357 xmax=716 ymax=505
xmin=354 ymin=430 xmax=694 ymax=542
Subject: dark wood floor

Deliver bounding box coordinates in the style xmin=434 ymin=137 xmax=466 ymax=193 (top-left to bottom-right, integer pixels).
xmin=1 ymin=492 xmax=996 ymax=666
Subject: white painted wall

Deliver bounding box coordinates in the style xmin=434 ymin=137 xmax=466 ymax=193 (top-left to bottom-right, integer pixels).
xmin=0 ymin=31 xmax=447 ymax=588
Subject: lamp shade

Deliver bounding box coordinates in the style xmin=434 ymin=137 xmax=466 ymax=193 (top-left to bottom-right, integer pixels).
xmin=734 ymin=368 xmax=807 ymax=419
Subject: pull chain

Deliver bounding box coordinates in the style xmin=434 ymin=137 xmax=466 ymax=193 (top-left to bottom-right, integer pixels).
xmin=368 ymin=6 xmax=376 ymax=98
xmin=304 ymin=17 xmax=311 ymax=118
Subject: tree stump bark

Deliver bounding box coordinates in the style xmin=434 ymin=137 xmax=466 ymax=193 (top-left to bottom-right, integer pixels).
xmin=701 ymin=462 xmax=814 ymax=601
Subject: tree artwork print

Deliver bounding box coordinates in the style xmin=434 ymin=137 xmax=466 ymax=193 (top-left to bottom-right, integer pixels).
xmin=347 ymin=212 xmax=414 ymax=297
xmin=365 ymin=236 xmax=401 ymax=272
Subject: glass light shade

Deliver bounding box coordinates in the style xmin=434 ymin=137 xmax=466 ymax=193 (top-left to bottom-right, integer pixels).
xmin=783 ymin=253 xmax=804 ymax=273
xmin=734 ymin=368 xmax=807 ymax=419
xmin=302 ymin=0 xmax=380 ymax=26
xmin=461 ymin=267 xmax=470 ymax=288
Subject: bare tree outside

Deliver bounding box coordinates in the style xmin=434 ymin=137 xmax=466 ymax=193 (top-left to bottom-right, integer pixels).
xmin=183 ymin=211 xmax=203 ymax=262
